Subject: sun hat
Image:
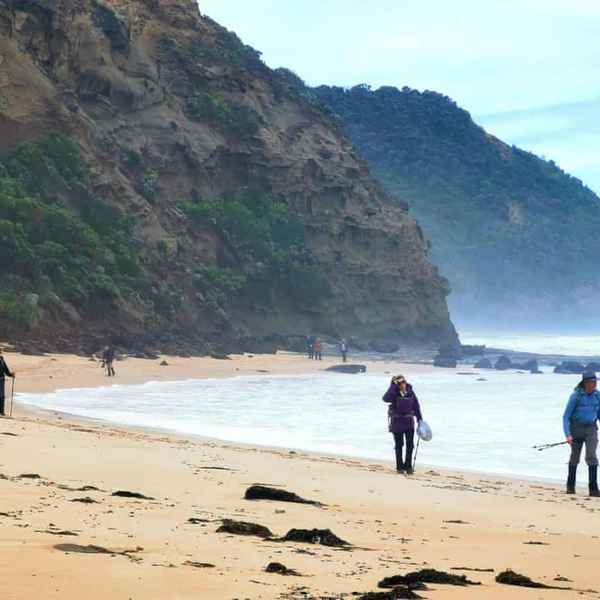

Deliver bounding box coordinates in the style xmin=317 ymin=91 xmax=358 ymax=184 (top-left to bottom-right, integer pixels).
xmin=582 ymin=370 xmax=597 ymax=383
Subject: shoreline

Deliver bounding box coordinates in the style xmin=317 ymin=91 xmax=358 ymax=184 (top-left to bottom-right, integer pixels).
xmin=12 ymin=352 xmax=567 ymax=487
xmin=19 ymin=399 xmax=567 ymax=489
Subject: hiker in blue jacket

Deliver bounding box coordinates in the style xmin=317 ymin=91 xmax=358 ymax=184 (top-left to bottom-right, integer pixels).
xmin=563 ymin=370 xmax=600 ymax=496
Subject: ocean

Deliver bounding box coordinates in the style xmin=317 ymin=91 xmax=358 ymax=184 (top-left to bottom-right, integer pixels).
xmin=20 ymin=332 xmax=595 ymax=483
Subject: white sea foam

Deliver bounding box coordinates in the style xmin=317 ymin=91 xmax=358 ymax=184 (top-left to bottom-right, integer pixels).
xmin=20 ymin=366 xmax=582 ymax=482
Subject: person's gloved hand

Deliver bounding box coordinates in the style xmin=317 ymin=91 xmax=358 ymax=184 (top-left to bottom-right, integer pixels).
xmin=567 ymin=435 xmax=573 ymax=445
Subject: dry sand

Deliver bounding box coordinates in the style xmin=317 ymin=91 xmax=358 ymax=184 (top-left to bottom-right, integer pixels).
xmin=0 ymin=350 xmax=599 ymax=599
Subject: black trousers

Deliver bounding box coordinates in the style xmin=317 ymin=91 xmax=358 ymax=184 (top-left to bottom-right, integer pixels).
xmin=393 ymin=431 xmax=415 ymax=470
xmin=0 ymin=378 xmax=4 ymax=415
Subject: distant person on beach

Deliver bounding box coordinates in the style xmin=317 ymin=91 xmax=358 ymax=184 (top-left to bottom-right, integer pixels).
xmin=0 ymin=351 xmax=15 ymax=416
xmin=102 ymin=346 xmax=116 ymax=377
xmin=383 ymin=375 xmax=423 ymax=475
xmin=314 ymin=338 xmax=323 ymax=361
xmin=340 ymin=338 xmax=348 ymax=363
xmin=563 ymin=370 xmax=600 ymax=496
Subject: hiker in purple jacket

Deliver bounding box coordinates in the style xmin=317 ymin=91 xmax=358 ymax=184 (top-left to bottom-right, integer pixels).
xmin=383 ymin=374 xmax=423 ymax=474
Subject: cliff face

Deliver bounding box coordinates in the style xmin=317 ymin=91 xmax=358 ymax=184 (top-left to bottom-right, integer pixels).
xmin=0 ymin=0 xmax=456 ymax=353
xmin=315 ymin=85 xmax=600 ymax=328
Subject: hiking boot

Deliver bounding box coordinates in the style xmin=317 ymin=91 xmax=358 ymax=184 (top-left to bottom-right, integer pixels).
xmin=589 ymin=465 xmax=599 ymax=497
xmin=567 ymin=464 xmax=577 ymax=494
xmin=404 ymin=465 xmax=414 ymax=475
xmin=396 ymin=467 xmax=406 ymax=474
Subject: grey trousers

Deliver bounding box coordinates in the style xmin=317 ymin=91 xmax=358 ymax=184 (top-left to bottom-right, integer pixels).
xmin=569 ymin=422 xmax=599 ymax=466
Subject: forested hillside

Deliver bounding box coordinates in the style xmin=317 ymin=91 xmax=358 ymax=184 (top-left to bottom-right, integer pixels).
xmin=315 ymin=84 xmax=600 ymax=326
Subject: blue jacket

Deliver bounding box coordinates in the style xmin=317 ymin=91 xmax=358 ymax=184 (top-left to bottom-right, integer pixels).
xmin=563 ymin=389 xmax=600 ymax=436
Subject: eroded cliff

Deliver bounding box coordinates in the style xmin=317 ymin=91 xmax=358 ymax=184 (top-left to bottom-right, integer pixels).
xmin=0 ymin=0 xmax=456 ymax=353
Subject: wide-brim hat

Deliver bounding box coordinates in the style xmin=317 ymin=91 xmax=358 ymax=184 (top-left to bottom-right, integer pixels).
xmin=582 ymin=370 xmax=597 ymax=383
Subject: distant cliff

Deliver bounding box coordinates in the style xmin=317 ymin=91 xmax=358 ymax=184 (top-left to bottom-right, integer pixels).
xmin=0 ymin=1 xmax=456 ymax=354
xmin=315 ymin=84 xmax=600 ymax=327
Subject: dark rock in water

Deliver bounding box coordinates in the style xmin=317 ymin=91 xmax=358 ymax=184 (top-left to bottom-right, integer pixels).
xmin=187 ymin=518 xmax=209 ymax=524
xmin=379 ymin=569 xmax=480 ymax=587
xmin=244 ymin=485 xmax=320 ymax=505
xmin=511 ymin=359 xmax=542 ymax=374
xmin=112 ymin=490 xmax=154 ymax=500
xmin=281 ymin=528 xmax=349 ymax=547
xmin=474 ymin=358 xmax=493 ymax=369
xmin=326 ymin=364 xmax=367 ymax=374
xmin=433 ymin=355 xmax=457 ymax=368
xmin=216 ymin=519 xmax=273 ymax=539
xmin=70 ymin=497 xmax=100 ymax=504
xmin=513 ymin=359 xmax=538 ymax=371
xmin=496 ymin=569 xmax=568 ymax=589
xmin=265 ymin=562 xmax=301 ymax=576
xmin=160 ymin=360 xmax=169 ymax=366
xmin=494 ymin=355 xmax=512 ymax=370
xmin=461 ymin=344 xmax=486 ymax=356
xmin=358 ymin=589 xmax=423 ymax=600
xmin=19 ymin=473 xmax=41 ymax=479
xmin=210 ymin=352 xmax=231 ymax=360
xmin=554 ymin=361 xmax=585 ymax=374
xmin=369 ymin=340 xmax=400 ymax=354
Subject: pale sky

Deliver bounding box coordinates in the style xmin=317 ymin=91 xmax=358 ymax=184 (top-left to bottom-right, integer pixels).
xmin=198 ymin=1 xmax=600 ymax=194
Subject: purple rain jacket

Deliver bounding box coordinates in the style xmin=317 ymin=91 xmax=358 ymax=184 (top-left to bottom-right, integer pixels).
xmin=382 ymin=383 xmax=423 ymax=434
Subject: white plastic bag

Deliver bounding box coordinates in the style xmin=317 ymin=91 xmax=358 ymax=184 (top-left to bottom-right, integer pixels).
xmin=417 ymin=420 xmax=433 ymax=441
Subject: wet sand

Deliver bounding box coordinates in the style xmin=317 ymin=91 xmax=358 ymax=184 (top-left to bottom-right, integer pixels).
xmin=0 ymin=351 xmax=599 ymax=599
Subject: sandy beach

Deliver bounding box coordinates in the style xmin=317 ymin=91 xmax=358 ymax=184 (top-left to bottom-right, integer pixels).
xmin=1 ymin=351 xmax=599 ymax=599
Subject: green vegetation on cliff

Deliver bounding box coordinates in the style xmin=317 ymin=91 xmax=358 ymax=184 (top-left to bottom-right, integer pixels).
xmin=179 ymin=193 xmax=330 ymax=306
xmin=0 ymin=133 xmax=145 ymax=328
xmin=314 ymin=84 xmax=600 ymax=323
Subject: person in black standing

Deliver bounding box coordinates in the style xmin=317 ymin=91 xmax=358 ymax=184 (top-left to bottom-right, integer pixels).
xmin=0 ymin=351 xmax=15 ymax=416
xmin=340 ymin=338 xmax=348 ymax=363
xmin=102 ymin=346 xmax=116 ymax=377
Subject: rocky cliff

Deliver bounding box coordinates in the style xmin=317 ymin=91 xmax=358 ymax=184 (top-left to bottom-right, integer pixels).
xmin=0 ymin=0 xmax=456 ymax=354
xmin=315 ymin=85 xmax=600 ymax=328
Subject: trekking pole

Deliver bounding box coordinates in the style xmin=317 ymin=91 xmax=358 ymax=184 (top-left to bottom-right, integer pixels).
xmin=532 ymin=441 xmax=568 ymax=451
xmin=9 ymin=377 xmax=15 ymax=418
xmin=413 ymin=436 xmax=421 ymax=471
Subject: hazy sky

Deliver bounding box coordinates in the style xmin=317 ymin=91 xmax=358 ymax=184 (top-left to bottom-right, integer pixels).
xmin=198 ymin=1 xmax=600 ymax=194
